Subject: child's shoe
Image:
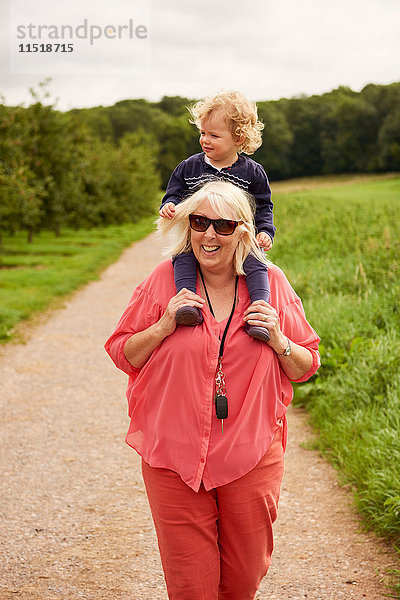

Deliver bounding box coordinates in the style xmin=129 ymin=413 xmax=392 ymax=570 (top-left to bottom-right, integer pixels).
xmin=244 ymin=323 xmax=271 ymax=342
xmin=175 ymin=306 xmax=203 ymax=326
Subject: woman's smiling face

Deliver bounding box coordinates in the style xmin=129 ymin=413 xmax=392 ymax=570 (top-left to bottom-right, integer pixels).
xmin=190 ymin=196 xmax=243 ymax=276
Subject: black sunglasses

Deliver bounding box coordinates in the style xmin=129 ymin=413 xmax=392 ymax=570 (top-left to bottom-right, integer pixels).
xmin=189 ymin=214 xmax=243 ymax=236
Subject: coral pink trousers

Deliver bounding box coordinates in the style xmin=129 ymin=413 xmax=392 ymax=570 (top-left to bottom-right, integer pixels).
xmin=141 ymin=425 xmax=284 ymax=600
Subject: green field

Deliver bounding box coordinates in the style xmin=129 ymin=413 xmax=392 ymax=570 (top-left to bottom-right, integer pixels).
xmin=0 ymin=217 xmax=156 ymax=342
xmin=269 ymin=175 xmax=400 ymax=592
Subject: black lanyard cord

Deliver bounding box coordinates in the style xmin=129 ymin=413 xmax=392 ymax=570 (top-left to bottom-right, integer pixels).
xmin=198 ymin=267 xmax=238 ymax=358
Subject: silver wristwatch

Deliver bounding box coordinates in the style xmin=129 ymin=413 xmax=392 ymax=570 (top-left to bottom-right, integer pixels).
xmin=277 ymin=337 xmax=291 ymax=356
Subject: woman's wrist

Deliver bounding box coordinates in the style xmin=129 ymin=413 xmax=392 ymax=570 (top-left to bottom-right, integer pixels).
xmin=270 ymin=335 xmax=313 ymax=380
xmin=154 ymin=313 xmax=176 ymax=340
xmin=124 ymin=317 xmax=174 ymax=369
xmin=269 ymin=333 xmax=290 ymax=356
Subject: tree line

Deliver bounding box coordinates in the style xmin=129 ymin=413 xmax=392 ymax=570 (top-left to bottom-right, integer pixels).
xmin=0 ymin=82 xmax=161 ymax=243
xmin=73 ymin=81 xmax=400 ymax=185
xmin=1 ymin=80 xmax=399 ymax=241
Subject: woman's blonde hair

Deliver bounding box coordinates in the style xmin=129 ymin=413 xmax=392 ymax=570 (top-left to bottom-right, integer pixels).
xmin=188 ymin=90 xmax=264 ymax=155
xmin=157 ymin=180 xmax=269 ymax=276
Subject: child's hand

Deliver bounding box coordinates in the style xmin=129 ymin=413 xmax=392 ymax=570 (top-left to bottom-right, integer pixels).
xmin=159 ymin=202 xmax=176 ymax=219
xmin=256 ymin=232 xmax=273 ymax=251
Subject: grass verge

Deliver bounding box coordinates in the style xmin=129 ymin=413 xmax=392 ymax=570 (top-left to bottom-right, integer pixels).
xmin=269 ymin=175 xmax=400 ymax=595
xmin=0 ymin=216 xmax=156 ymax=342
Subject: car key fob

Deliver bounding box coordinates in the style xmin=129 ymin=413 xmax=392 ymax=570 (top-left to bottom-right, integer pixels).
xmin=215 ymin=395 xmax=228 ymax=420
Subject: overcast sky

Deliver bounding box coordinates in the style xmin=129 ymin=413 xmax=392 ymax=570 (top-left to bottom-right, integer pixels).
xmin=1 ymin=0 xmax=399 ymax=110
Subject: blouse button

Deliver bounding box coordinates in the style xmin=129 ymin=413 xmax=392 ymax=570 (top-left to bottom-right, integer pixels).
xmin=200 ymin=457 xmax=205 ymax=463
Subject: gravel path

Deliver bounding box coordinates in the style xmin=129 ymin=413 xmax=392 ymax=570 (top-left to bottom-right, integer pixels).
xmin=0 ymin=232 xmax=398 ymax=600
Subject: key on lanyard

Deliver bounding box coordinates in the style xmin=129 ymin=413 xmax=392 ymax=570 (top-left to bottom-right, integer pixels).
xmin=199 ymin=269 xmax=238 ymax=434
xmin=215 ymin=394 xmax=228 ymax=433
xmin=215 ymin=356 xmax=228 ymax=432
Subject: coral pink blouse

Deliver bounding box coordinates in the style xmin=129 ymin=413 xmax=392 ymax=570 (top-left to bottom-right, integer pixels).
xmin=105 ymin=260 xmax=320 ymax=492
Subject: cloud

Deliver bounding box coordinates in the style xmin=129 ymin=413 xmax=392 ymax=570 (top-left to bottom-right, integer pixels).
xmin=0 ymin=0 xmax=399 ymax=109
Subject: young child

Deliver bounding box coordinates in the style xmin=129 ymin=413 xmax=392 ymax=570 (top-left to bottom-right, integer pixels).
xmin=159 ymin=90 xmax=275 ymax=342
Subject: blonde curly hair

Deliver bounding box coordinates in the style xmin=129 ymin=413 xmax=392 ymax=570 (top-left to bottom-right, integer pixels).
xmin=188 ymin=90 xmax=264 ymax=155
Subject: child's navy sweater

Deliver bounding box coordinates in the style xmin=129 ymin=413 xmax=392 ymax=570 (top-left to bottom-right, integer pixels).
xmin=160 ymin=152 xmax=275 ymax=240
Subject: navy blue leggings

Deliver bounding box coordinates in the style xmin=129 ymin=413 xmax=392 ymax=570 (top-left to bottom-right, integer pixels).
xmin=173 ymin=251 xmax=270 ymax=304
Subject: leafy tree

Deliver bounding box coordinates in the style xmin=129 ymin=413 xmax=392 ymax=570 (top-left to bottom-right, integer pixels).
xmin=320 ymin=88 xmax=379 ymax=173
xmin=76 ymin=137 xmax=119 ymax=226
xmin=360 ymin=82 xmax=400 ymax=120
xmin=278 ymin=96 xmax=324 ymax=177
xmin=22 ymin=100 xmax=73 ymax=235
xmin=70 ymin=106 xmax=114 ymax=142
xmin=157 ymin=114 xmax=198 ymax=187
xmin=0 ymin=163 xmax=45 ymax=244
xmin=0 ymin=104 xmax=44 ymax=243
xmin=115 ymin=131 xmax=161 ymax=220
xmin=155 ymin=95 xmax=196 ymax=117
xmin=378 ymin=105 xmax=400 ymax=171
xmin=107 ymin=99 xmax=166 ymax=142
xmin=362 ymin=82 xmax=400 ymax=171
xmin=254 ymin=101 xmax=293 ymax=180
xmin=76 ymin=131 xmax=161 ymax=226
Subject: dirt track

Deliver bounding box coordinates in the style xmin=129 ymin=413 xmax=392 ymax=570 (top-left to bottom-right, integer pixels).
xmin=0 ymin=232 xmax=398 ymax=599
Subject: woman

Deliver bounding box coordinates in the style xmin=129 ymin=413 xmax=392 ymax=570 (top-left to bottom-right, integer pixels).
xmin=105 ymin=180 xmax=320 ymax=600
